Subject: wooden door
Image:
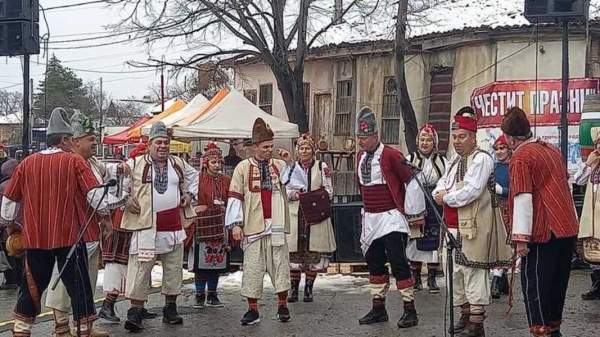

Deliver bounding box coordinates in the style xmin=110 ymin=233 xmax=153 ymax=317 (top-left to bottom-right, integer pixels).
xmin=313 ymin=93 xmax=332 ymax=140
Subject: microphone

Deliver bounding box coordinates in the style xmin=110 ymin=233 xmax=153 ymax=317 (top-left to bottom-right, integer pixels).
xmin=402 ymin=159 xmax=422 ymax=171
xmin=95 ymin=179 xmax=118 ymax=189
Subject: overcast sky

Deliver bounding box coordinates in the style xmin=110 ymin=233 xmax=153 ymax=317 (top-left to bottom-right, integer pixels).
xmin=1 ymin=0 xmax=184 ymax=101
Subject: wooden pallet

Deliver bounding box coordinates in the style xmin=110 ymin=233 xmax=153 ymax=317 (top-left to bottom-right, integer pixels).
xmin=326 ymin=262 xmax=368 ymax=275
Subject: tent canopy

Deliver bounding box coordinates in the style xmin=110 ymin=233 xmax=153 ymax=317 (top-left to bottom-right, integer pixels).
xmin=103 ymin=116 xmax=150 ymax=145
xmin=128 ymin=99 xmax=187 ymax=141
xmin=141 ymin=94 xmax=208 ymax=135
xmin=173 ymin=89 xmax=299 ymax=140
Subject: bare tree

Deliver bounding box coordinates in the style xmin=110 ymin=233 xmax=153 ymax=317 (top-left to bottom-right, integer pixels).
xmin=109 ymin=0 xmax=378 ymax=133
xmin=104 ymin=99 xmax=148 ymax=126
xmin=0 ymin=90 xmax=23 ymax=116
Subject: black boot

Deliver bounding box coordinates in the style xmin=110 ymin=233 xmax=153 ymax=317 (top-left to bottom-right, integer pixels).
xmin=499 ymin=273 xmax=509 ymax=295
xmin=303 ymin=282 xmax=314 ymax=302
xmin=582 ymin=270 xmax=600 ymax=300
xmin=397 ymin=302 xmax=418 ymax=328
xmin=288 ymin=279 xmax=300 ymax=303
xmin=206 ymin=293 xmax=224 ymax=307
xmin=162 ymin=303 xmax=184 ymax=325
xmin=276 ymin=305 xmax=291 ymax=322
xmin=98 ymin=299 xmax=120 ymax=323
xmin=124 ymin=307 xmax=144 ymax=332
xmin=458 ymin=322 xmax=486 ymax=337
xmin=449 ymin=313 xmax=470 ymax=334
xmin=491 ymin=276 xmax=501 ymax=299
xmin=241 ymin=309 xmax=260 ymax=325
xmin=358 ymin=299 xmax=388 ymax=325
xmin=412 ymin=270 xmax=422 ymax=291
xmin=140 ymin=307 xmax=158 ymax=319
xmin=427 ymin=269 xmax=440 ymax=294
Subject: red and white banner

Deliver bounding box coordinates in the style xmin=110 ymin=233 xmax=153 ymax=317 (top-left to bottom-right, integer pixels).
xmin=471 ymin=78 xmax=600 ymax=127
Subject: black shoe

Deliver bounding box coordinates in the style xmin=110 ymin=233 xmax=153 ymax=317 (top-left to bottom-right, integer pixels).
xmin=206 ymin=293 xmax=224 ymax=307
xmin=491 ymin=276 xmax=501 ymax=299
xmin=303 ymin=282 xmax=314 ymax=303
xmin=140 ymin=307 xmax=159 ymax=319
xmin=412 ymin=270 xmax=423 ymax=291
xmin=288 ymin=280 xmax=299 ymax=303
xmin=162 ymin=303 xmax=183 ymax=325
xmin=571 ymin=257 xmax=590 ymax=270
xmin=427 ymin=270 xmax=440 ymax=294
xmin=194 ymin=293 xmax=206 ymax=308
xmin=397 ymin=306 xmax=418 ymax=328
xmin=124 ymin=307 xmax=144 ymax=332
xmin=358 ymin=307 xmax=388 ymax=325
xmin=449 ymin=313 xmax=470 ymax=334
xmin=98 ymin=299 xmax=120 ymax=323
xmin=458 ymin=322 xmax=485 ymax=337
xmin=582 ymin=271 xmax=600 ymax=300
xmin=499 ymin=273 xmax=509 ymax=295
xmin=277 ymin=306 xmax=291 ymax=322
xmin=241 ymin=309 xmax=260 ymax=326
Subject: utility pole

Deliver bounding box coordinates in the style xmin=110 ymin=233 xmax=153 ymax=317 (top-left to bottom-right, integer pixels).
xmin=560 ymin=21 xmax=569 ymax=164
xmin=99 ymin=77 xmax=103 ymax=128
xmin=22 ymin=54 xmax=30 ymax=157
xmin=160 ymin=65 xmax=165 ymax=112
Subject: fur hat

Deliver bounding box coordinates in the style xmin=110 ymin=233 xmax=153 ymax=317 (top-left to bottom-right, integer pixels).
xmin=501 ymin=107 xmax=531 ymax=137
xmin=493 ymin=134 xmax=508 ymax=150
xmin=149 ymin=122 xmax=170 ymax=141
xmin=452 ymin=106 xmax=478 ymax=133
xmin=70 ymin=111 xmax=95 ymax=139
xmin=418 ymin=124 xmax=439 ymax=149
xmin=356 ymin=106 xmax=377 ymax=136
xmin=252 ymin=118 xmax=274 ymax=144
xmin=47 ymin=107 xmax=74 ymax=136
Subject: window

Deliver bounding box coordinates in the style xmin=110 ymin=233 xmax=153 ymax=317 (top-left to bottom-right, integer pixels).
xmin=259 ymin=84 xmax=273 ymax=114
xmin=303 ymin=82 xmax=310 ymax=118
xmin=381 ymin=77 xmax=400 ymax=144
xmin=335 ymin=80 xmax=353 ymax=135
xmin=244 ymin=89 xmax=257 ymax=104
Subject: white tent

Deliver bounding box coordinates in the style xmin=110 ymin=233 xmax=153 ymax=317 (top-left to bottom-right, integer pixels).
xmin=141 ymin=94 xmax=208 ymax=135
xmin=173 ymin=89 xmax=299 ymax=139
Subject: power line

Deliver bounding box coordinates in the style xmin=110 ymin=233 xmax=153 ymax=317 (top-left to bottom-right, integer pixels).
xmin=0 ymin=84 xmax=21 ymax=90
xmin=45 ymin=1 xmax=111 ymax=11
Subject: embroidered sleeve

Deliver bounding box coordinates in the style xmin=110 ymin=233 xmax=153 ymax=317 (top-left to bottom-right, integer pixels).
xmin=573 ymin=161 xmax=592 ymax=186
xmin=321 ymin=162 xmax=334 ymax=199
xmin=404 ymin=178 xmax=425 ymax=226
xmin=225 ymin=198 xmax=244 ymax=229
xmin=182 ymin=160 xmax=200 ymax=198
xmin=228 ymin=162 xmax=245 ymax=201
xmin=512 ymin=193 xmax=533 ymax=242
xmin=443 ymin=153 xmax=494 ymax=208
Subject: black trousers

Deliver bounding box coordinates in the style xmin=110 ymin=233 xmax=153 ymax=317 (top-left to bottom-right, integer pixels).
xmin=520 ymin=236 xmax=575 ymax=330
xmin=365 ymin=232 xmax=413 ymax=286
xmin=15 ymin=244 xmax=96 ymax=322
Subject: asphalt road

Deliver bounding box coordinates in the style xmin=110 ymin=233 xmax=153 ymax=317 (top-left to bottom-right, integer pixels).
xmin=0 ymin=270 xmax=599 ymax=336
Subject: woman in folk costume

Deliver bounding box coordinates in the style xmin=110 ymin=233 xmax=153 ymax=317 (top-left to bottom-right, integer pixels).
xmin=405 ymin=124 xmax=446 ymax=294
xmin=187 ymin=142 xmax=232 ymax=308
xmin=574 ymin=127 xmax=600 ymax=301
xmin=281 ymin=133 xmax=336 ymax=303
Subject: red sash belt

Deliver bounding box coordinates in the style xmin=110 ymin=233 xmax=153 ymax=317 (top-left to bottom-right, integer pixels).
xmin=443 ymin=204 xmax=458 ymax=229
xmin=362 ymin=185 xmax=397 ymax=213
xmin=156 ymin=207 xmax=182 ymax=232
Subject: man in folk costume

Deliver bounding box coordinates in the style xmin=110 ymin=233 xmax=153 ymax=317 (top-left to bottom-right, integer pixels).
xmin=98 ymin=146 xmax=154 ymax=322
xmin=1 ymin=108 xmax=112 ymax=337
xmin=46 ymin=111 xmax=120 ymax=337
xmin=405 ymin=124 xmax=447 ymax=294
xmin=281 ymin=133 xmax=336 ymax=303
xmin=225 ymin=118 xmax=291 ymax=325
xmin=187 ymin=142 xmax=231 ymax=308
xmin=432 ymin=106 xmax=512 ymax=337
xmin=120 ymin=122 xmax=198 ymax=332
xmin=490 ymin=134 xmax=511 ymax=300
xmin=501 ymin=107 xmax=578 ymax=337
xmin=574 ymin=127 xmax=600 ymax=301
xmin=355 ymin=106 xmax=419 ymax=329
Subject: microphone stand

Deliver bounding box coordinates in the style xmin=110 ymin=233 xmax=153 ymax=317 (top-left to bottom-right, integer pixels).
xmin=51 ymin=185 xmax=110 ymax=337
xmin=406 ymin=165 xmax=460 ymax=337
